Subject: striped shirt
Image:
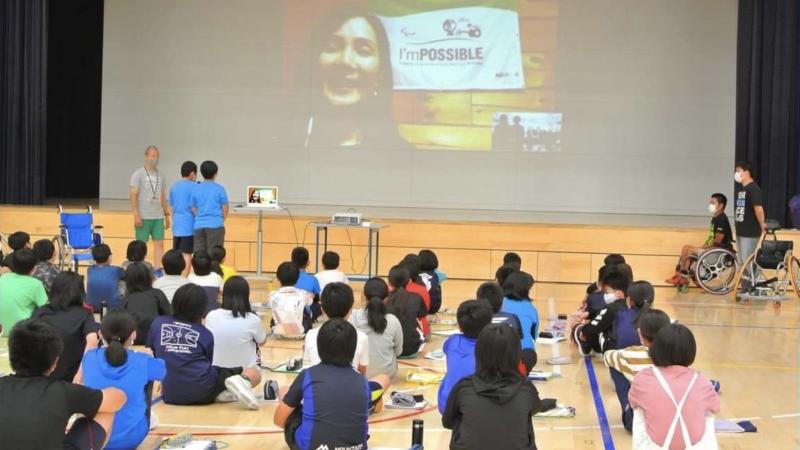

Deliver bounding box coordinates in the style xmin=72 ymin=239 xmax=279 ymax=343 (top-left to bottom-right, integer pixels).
xmin=603 ymin=345 xmax=653 ymax=382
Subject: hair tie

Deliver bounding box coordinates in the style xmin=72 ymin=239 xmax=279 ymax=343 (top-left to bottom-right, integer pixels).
xmin=111 ymin=337 xmax=122 ymax=343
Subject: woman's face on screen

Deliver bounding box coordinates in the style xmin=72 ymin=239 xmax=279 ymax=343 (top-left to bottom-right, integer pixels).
xmin=319 ymin=16 xmax=381 ymax=107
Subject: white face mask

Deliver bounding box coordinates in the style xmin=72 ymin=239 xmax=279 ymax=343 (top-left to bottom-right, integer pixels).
xmin=708 ymin=203 xmax=717 ymax=214
xmin=603 ymin=292 xmax=617 ymax=303
xmin=734 ymin=171 xmax=743 ymax=183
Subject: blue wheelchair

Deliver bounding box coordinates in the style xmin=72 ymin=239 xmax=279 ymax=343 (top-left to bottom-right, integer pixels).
xmin=53 ymin=206 xmax=104 ymax=272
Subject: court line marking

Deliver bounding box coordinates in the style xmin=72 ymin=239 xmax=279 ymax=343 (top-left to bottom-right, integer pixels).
xmin=584 ymin=356 xmax=616 ymax=450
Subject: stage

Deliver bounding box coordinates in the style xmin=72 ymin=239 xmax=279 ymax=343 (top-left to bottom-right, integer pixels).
xmin=8 ymin=200 xmax=796 ymax=288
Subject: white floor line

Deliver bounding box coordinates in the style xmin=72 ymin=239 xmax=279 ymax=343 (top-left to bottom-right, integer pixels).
xmin=771 ymin=413 xmax=800 ymax=419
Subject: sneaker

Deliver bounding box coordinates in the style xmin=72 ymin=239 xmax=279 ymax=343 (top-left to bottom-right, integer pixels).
xmin=224 ymin=375 xmax=260 ymax=410
xmin=215 ymin=390 xmax=238 ymax=403
xmin=573 ymin=325 xmax=592 ymax=356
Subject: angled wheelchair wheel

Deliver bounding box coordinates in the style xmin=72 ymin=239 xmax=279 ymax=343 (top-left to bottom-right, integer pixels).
xmin=792 ymin=257 xmax=800 ymax=299
xmin=52 ymin=235 xmax=68 ymax=271
xmin=693 ymin=248 xmax=738 ymax=295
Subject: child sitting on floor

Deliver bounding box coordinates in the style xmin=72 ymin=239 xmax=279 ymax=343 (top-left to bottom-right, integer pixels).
xmin=0 ymin=319 xmax=127 ymax=449
xmin=87 ymin=243 xmax=125 ymax=312
xmin=314 ymin=251 xmax=349 ymax=294
xmin=81 ymin=311 xmax=166 ymax=450
xmin=268 ymin=261 xmax=313 ymax=336
xmin=437 ymin=299 xmax=494 ymax=414
xmin=274 ymin=319 xmax=379 ymax=450
xmin=148 ymin=283 xmax=261 ymax=408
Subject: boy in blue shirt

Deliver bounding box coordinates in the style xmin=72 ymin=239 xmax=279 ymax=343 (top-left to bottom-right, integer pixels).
xmin=168 ymin=161 xmax=197 ymax=276
xmin=87 ymin=244 xmax=125 ymax=312
xmin=147 ymin=283 xmax=261 ymax=408
xmin=274 ymin=318 xmax=373 ymax=450
xmin=501 ymin=271 xmax=540 ymax=351
xmin=81 ymin=311 xmax=166 ymax=450
xmin=190 ymin=160 xmax=228 ymax=254
xmin=437 ymin=300 xmax=493 ymax=414
xmin=291 ymin=247 xmax=322 ymax=320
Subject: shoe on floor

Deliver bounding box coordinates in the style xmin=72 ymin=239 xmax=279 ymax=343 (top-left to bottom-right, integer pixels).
xmin=224 ymin=375 xmax=260 ymax=410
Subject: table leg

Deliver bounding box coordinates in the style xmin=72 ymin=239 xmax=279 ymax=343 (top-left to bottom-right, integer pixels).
xmin=256 ymin=209 xmax=263 ymax=277
xmin=315 ymin=226 xmax=320 ymax=273
xmin=368 ymin=228 xmax=373 ymax=278
xmin=375 ymin=230 xmax=380 ymax=277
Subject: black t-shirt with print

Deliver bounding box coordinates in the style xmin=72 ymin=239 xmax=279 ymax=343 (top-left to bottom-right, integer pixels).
xmin=710 ymin=213 xmax=733 ymax=248
xmin=734 ymin=182 xmax=763 ymax=237
xmin=0 ymin=375 xmax=103 ymax=450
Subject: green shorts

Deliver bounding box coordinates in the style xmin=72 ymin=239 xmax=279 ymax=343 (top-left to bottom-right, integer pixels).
xmin=135 ymin=218 xmax=165 ymax=241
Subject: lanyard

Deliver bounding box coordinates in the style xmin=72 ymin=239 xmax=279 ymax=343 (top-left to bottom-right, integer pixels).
xmin=144 ymin=168 xmax=159 ymax=200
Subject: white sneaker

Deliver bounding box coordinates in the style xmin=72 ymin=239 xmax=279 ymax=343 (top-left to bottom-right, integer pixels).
xmin=224 ymin=375 xmax=260 ymax=410
xmin=215 ymin=389 xmax=238 ymax=403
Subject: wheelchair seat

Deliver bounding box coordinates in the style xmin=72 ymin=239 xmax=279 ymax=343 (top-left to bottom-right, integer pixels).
xmin=56 ymin=206 xmax=103 ymax=271
xmin=756 ymin=239 xmax=793 ymax=270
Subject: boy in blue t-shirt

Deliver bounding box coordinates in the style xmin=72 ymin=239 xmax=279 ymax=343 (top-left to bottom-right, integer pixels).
xmin=81 ymin=311 xmax=166 ymax=450
xmin=291 ymin=247 xmax=322 ymax=320
xmin=190 ymin=160 xmax=228 ymax=254
xmin=168 ymin=161 xmax=197 ymax=276
xmin=147 ymin=283 xmax=260 ymax=408
xmin=437 ymin=300 xmax=493 ymax=414
xmin=87 ymin=244 xmax=125 ymax=312
xmin=274 ymin=319 xmax=372 ymax=450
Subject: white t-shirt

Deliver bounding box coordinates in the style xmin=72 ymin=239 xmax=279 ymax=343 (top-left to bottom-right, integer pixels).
xmin=314 ymin=270 xmax=349 ymax=294
xmin=205 ymin=309 xmax=267 ymax=368
xmin=153 ymin=275 xmax=190 ymax=302
xmin=303 ymin=326 xmax=369 ymax=370
xmin=188 ymin=272 xmax=223 ymax=289
xmin=268 ymin=287 xmax=312 ymax=336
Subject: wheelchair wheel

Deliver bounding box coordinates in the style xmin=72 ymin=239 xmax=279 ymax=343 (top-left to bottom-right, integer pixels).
xmin=791 ymin=257 xmax=800 ymax=300
xmin=693 ymin=248 xmax=738 ymax=295
xmin=52 ymin=235 xmax=68 ymax=271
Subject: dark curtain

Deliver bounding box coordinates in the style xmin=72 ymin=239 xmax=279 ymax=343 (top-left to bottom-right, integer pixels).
xmin=736 ymin=0 xmax=800 ymax=226
xmin=0 ymin=0 xmax=48 ymax=204
xmin=45 ymin=0 xmax=103 ymax=199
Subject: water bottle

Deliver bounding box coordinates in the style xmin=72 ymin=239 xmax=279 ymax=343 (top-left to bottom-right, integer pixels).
xmin=100 ymin=301 xmax=108 ymax=320
xmin=411 ymin=419 xmax=424 ymax=447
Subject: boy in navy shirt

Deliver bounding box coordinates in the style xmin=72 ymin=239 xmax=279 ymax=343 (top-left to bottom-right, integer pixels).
xmin=168 ymin=161 xmax=197 ymax=275
xmin=437 ymin=300 xmax=493 ymax=414
xmin=274 ymin=318 xmax=372 ymax=450
xmin=87 ymin=244 xmax=125 ymax=312
xmin=148 ymin=283 xmax=261 ymax=408
xmin=190 ymin=160 xmax=228 ymax=254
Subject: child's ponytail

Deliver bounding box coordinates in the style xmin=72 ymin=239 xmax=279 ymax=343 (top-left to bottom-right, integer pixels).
xmin=366 ymin=297 xmax=388 ymax=334
xmin=101 ymin=311 xmax=137 ymax=367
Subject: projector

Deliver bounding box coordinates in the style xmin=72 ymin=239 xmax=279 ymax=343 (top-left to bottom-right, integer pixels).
xmin=332 ymin=212 xmax=362 ymax=225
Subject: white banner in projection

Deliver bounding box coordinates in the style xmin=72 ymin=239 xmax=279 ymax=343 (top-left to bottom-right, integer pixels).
xmin=377 ymin=5 xmax=525 ymax=90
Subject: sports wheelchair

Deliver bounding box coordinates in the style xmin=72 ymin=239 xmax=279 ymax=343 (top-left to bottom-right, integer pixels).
xmin=676 ymin=246 xmax=739 ymax=295
xmin=53 ymin=205 xmax=104 ymax=272
xmin=733 ymin=220 xmax=798 ymax=305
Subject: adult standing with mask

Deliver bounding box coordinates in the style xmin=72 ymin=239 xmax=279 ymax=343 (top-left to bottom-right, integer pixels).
xmin=733 ymin=161 xmax=766 ymax=295
xmin=130 ymin=146 xmax=170 ymax=269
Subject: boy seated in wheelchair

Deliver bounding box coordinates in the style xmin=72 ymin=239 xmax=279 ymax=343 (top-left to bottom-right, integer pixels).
xmin=666 ymin=193 xmax=733 ymax=286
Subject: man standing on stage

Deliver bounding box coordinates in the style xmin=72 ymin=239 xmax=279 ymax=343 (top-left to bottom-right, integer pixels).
xmin=130 ymin=145 xmax=170 ymax=268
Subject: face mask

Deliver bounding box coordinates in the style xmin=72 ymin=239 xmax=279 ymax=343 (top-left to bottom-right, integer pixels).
xmin=604 ymin=292 xmax=617 ymax=303
xmin=734 ymin=171 xmax=743 ymax=183
xmin=708 ymin=203 xmax=717 ymax=214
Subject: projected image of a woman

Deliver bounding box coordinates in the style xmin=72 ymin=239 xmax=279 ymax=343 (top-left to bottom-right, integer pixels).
xmin=301 ymin=5 xmax=409 ymax=149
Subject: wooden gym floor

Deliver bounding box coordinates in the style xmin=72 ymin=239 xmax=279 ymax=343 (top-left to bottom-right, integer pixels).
xmin=3 ymin=279 xmax=796 ymax=449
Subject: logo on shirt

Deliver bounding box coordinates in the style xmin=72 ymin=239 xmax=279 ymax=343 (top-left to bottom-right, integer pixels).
xmin=735 ymin=191 xmax=747 ymax=223
xmin=160 ymin=323 xmax=200 ymax=354
xmin=314 ymin=445 xmax=364 ymax=450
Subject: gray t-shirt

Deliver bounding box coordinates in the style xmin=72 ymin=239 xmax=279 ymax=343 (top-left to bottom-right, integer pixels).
xmin=130 ymin=167 xmax=165 ymax=219
xmin=349 ymin=308 xmax=404 ymax=379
